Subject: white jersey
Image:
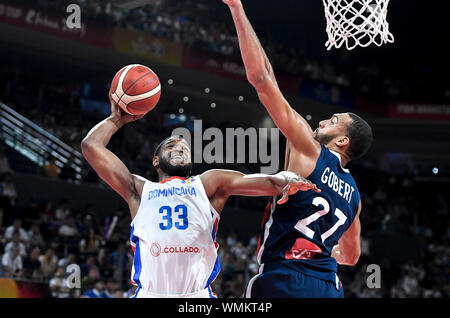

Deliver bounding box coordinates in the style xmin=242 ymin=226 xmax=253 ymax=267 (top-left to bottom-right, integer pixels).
xmin=129 ymin=175 xmax=220 ymax=297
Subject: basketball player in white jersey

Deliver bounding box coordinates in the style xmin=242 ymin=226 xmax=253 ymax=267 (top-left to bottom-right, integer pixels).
xmin=81 ymin=97 xmax=320 ymax=298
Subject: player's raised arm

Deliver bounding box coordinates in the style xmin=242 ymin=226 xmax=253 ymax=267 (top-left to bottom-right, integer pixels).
xmin=200 ymin=169 xmax=320 ymax=213
xmin=223 ymin=0 xmax=319 ymax=156
xmin=81 ymin=97 xmax=145 ymax=219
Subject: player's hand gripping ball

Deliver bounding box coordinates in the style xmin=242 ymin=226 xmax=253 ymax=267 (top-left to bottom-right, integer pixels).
xmin=109 ymin=64 xmax=161 ymax=116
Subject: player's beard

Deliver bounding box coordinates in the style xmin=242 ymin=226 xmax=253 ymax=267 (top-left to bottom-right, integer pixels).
xmin=158 ymin=156 xmax=193 ymax=178
xmin=314 ymin=129 xmax=338 ymax=145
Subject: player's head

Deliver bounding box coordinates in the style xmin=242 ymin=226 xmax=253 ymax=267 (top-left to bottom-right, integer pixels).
xmin=152 ymin=135 xmax=193 ymax=178
xmin=313 ymin=112 xmax=373 ymax=161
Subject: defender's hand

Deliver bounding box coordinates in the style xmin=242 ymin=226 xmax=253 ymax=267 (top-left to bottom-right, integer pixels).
xmin=109 ymin=94 xmax=144 ymax=128
xmin=277 ymin=176 xmax=321 ymax=205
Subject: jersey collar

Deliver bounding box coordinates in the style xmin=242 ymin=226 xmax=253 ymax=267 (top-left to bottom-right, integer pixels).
xmin=329 ymin=150 xmax=350 ymax=173
xmin=159 ymin=176 xmax=187 ymax=183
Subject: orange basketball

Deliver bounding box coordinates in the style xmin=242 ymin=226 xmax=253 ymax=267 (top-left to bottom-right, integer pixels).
xmin=109 ymin=64 xmax=161 ymax=115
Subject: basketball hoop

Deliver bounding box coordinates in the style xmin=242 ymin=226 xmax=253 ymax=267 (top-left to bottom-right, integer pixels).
xmin=322 ymin=0 xmax=394 ymax=50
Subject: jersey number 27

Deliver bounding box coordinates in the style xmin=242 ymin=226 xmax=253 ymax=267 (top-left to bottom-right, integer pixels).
xmin=295 ymin=196 xmax=347 ymax=243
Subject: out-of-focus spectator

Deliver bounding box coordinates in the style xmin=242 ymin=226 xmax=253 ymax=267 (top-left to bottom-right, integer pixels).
xmin=22 ymin=247 xmax=44 ymax=279
xmin=1 ymin=245 xmax=23 ymax=278
xmin=226 ymin=232 xmax=238 ymax=247
xmin=40 ymin=200 xmax=55 ymax=225
xmin=81 ymin=280 xmax=105 ymax=298
xmin=58 ymin=253 xmax=77 ymax=270
xmin=49 ymin=266 xmax=71 ymax=298
xmin=0 ymin=171 xmax=17 ymax=211
xmin=79 ymin=228 xmax=102 ymax=255
xmin=54 ymin=198 xmax=71 ymax=222
xmin=44 ymin=156 xmax=60 ymax=178
xmin=101 ymin=281 xmax=118 ymax=298
xmin=109 ymin=241 xmax=131 ymax=286
xmin=58 ymin=216 xmax=80 ymax=239
xmin=4 ymin=230 xmax=27 ymax=257
xmin=39 ymin=247 xmax=58 ymax=279
xmin=81 ymin=266 xmax=101 ymax=292
xmin=27 ymin=224 xmax=45 ymax=249
xmin=78 ymin=212 xmax=98 ymax=237
xmin=80 ymin=255 xmax=97 ymax=278
xmin=4 ymin=218 xmax=29 ymax=243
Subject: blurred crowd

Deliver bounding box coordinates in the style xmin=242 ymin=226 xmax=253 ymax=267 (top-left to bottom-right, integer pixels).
xmin=28 ymin=0 xmax=448 ymax=103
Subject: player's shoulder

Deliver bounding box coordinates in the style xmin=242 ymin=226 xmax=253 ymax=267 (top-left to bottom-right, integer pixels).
xmin=131 ymin=174 xmax=153 ymax=188
xmin=132 ymin=174 xmax=151 ymax=183
xmin=130 ymin=174 xmax=152 ymax=198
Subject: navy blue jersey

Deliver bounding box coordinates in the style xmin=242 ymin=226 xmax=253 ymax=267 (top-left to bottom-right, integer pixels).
xmin=256 ymin=145 xmax=360 ymax=283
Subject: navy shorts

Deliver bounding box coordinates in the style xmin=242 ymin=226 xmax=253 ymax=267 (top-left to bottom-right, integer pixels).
xmin=245 ymin=262 xmax=344 ymax=298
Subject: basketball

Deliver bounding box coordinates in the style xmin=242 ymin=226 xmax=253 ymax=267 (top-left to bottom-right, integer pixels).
xmin=109 ymin=64 xmax=161 ymax=116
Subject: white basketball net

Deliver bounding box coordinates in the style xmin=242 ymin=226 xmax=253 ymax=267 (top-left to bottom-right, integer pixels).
xmin=322 ymin=0 xmax=394 ymax=50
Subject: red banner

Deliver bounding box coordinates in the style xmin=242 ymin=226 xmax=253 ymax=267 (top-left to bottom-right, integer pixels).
xmin=0 ymin=278 xmax=50 ymax=298
xmin=182 ymin=48 xmax=300 ymax=95
xmin=355 ymin=98 xmax=389 ymax=116
xmin=388 ymin=103 xmax=450 ymax=120
xmin=0 ymin=1 xmax=113 ymax=49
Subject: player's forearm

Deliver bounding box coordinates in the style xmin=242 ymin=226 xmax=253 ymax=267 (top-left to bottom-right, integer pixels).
xmin=227 ymin=2 xmax=274 ymax=86
xmin=241 ymin=171 xmax=299 ymax=195
xmin=81 ymin=116 xmax=122 ymax=148
xmin=242 ymin=173 xmax=284 ymax=196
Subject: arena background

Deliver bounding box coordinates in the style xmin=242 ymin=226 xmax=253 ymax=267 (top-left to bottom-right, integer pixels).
xmin=0 ymin=0 xmax=449 ymax=298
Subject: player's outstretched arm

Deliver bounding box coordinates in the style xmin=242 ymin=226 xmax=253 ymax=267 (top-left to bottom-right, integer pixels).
xmin=81 ymin=97 xmax=145 ymax=219
xmin=332 ymin=201 xmax=362 ymax=266
xmin=223 ymin=0 xmax=319 ymax=157
xmin=200 ymin=169 xmax=320 ymax=213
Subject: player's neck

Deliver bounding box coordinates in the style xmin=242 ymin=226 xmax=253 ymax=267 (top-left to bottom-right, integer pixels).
xmin=327 ymin=146 xmax=350 ymax=167
xmin=158 ymin=172 xmax=172 ymax=182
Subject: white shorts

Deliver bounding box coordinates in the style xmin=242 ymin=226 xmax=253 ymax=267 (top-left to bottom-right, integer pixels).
xmin=133 ymin=286 xmax=215 ymax=298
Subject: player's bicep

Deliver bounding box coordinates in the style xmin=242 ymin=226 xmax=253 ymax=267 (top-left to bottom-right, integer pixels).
xmin=82 ymin=143 xmax=137 ymax=204
xmin=255 ymin=79 xmax=318 ymax=155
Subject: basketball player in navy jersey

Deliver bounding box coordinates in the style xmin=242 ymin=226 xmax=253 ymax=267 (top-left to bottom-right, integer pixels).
xmin=81 ymin=96 xmax=320 ymax=297
xmin=223 ymin=0 xmax=373 ymax=297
